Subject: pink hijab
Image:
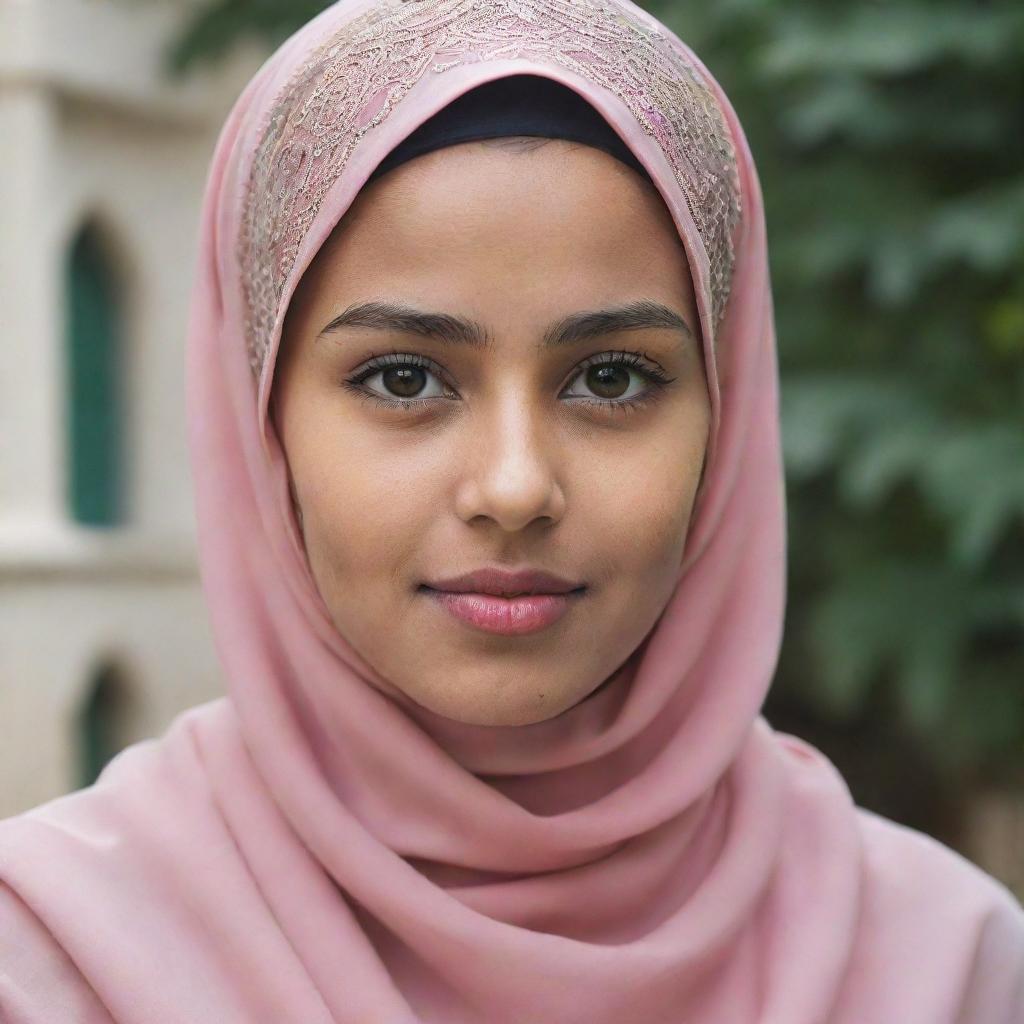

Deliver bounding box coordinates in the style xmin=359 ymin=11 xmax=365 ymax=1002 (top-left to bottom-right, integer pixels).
xmin=2 ymin=1 xmax=1022 ymax=1021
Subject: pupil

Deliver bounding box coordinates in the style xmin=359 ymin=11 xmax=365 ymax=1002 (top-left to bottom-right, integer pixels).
xmin=587 ymin=364 xmax=629 ymax=399
xmin=383 ymin=366 xmax=425 ymax=398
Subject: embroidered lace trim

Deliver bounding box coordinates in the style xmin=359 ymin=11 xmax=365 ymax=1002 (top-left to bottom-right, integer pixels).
xmin=238 ymin=0 xmax=742 ymax=377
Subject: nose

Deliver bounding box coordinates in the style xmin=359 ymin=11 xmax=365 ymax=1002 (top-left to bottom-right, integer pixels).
xmin=453 ymin=391 xmax=566 ymax=533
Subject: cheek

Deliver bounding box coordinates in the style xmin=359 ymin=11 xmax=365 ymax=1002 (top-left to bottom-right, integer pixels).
xmin=293 ymin=420 xmax=441 ymax=589
xmin=586 ymin=418 xmax=706 ymax=569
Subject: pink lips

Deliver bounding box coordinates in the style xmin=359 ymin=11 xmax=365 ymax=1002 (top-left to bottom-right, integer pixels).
xmin=425 ymin=589 xmax=579 ymax=635
xmin=421 ymin=566 xmax=586 ymax=636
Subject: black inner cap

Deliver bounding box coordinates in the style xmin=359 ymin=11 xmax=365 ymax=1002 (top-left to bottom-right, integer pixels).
xmin=366 ymin=73 xmax=653 ymax=185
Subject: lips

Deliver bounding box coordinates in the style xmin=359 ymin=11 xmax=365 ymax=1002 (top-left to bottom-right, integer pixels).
xmin=422 ymin=589 xmax=582 ymax=636
xmin=420 ymin=566 xmax=586 ymax=636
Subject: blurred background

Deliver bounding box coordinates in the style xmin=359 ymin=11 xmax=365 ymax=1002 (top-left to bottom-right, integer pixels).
xmin=1 ymin=0 xmax=1021 ymax=899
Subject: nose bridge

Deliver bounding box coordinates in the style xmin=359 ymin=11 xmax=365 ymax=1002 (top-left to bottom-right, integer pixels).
xmin=457 ymin=385 xmax=563 ymax=530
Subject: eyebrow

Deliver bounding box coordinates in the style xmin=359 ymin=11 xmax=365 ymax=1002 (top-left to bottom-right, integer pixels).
xmin=315 ymin=298 xmax=694 ymax=350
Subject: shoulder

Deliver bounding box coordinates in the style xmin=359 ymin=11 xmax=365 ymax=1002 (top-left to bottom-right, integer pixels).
xmin=0 ymin=789 xmax=120 ymax=1024
xmin=0 ymin=702 xmax=231 ymax=1024
xmin=852 ymin=807 xmax=1024 ymax=1021
xmin=775 ymin=732 xmax=1024 ymax=1020
xmin=856 ymin=805 xmax=1023 ymax=920
xmin=0 ymin=879 xmax=113 ymax=1023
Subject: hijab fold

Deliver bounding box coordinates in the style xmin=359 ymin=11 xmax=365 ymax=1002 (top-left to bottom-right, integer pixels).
xmin=3 ymin=1 xmax=1023 ymax=1021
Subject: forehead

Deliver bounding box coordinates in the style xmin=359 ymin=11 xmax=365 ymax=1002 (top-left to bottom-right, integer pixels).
xmin=349 ymin=141 xmax=672 ymax=243
xmin=290 ymin=141 xmax=695 ymax=320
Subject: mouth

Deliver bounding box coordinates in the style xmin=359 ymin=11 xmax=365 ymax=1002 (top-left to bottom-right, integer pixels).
xmin=418 ymin=585 xmax=586 ymax=636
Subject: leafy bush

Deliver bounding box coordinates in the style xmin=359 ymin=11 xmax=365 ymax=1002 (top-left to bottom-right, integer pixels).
xmin=645 ymin=0 xmax=1024 ymax=795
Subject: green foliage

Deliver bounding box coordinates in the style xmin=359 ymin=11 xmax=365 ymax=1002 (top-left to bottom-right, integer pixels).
xmin=647 ymin=0 xmax=1024 ymax=782
xmin=167 ymin=0 xmax=1024 ymax=782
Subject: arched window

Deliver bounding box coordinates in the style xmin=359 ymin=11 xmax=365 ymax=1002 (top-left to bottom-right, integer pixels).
xmin=64 ymin=221 xmax=124 ymax=526
xmin=76 ymin=662 xmax=134 ymax=787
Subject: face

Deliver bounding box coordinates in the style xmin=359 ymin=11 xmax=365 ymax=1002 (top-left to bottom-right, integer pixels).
xmin=271 ymin=135 xmax=709 ymax=727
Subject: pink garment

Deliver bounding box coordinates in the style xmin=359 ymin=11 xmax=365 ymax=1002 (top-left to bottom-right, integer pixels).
xmin=2 ymin=1 xmax=1023 ymax=1021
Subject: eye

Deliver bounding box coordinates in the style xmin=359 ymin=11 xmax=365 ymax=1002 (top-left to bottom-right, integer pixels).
xmin=561 ymin=351 xmax=674 ymax=407
xmin=343 ymin=352 xmax=453 ymax=406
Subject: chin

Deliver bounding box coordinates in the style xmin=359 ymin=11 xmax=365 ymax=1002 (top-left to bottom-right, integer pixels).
xmin=411 ymin=686 xmax=577 ymax=727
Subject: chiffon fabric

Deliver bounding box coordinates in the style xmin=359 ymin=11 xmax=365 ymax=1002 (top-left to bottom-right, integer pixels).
xmin=2 ymin=1 xmax=1023 ymax=1021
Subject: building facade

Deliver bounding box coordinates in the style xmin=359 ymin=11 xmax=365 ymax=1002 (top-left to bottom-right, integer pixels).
xmin=0 ymin=0 xmax=263 ymax=817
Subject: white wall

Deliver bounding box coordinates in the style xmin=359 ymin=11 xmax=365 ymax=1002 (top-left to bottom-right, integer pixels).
xmin=0 ymin=0 xmax=266 ymax=814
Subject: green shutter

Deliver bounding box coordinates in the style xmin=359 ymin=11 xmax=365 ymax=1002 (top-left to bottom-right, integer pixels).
xmin=66 ymin=226 xmax=122 ymax=526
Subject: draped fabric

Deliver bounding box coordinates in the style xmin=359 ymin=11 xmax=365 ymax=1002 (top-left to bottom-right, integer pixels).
xmin=2 ymin=1 xmax=1023 ymax=1021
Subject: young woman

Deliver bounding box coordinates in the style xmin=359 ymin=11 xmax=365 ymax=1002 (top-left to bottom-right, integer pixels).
xmin=2 ymin=1 xmax=1022 ymax=1021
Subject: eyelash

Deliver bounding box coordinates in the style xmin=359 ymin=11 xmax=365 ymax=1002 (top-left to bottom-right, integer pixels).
xmin=340 ymin=349 xmax=676 ymax=417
